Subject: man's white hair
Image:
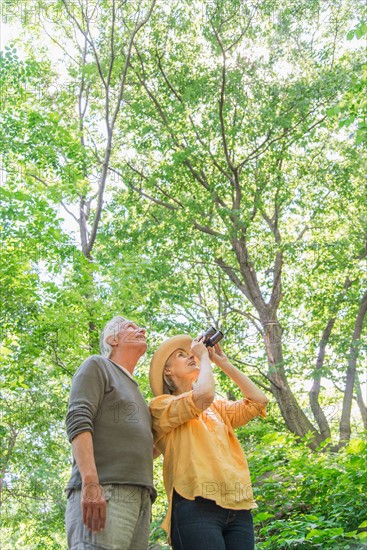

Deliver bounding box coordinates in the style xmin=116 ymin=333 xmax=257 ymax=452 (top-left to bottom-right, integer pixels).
xmin=100 ymin=315 xmax=127 ymax=357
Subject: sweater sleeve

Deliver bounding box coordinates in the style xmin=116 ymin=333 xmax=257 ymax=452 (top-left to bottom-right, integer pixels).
xmin=65 ymin=356 xmax=107 ymax=443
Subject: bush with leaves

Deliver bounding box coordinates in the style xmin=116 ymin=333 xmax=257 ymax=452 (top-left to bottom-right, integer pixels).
xmin=245 ymin=430 xmax=367 ymax=549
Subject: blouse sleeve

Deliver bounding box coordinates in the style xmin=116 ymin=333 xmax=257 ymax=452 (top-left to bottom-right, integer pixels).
xmin=149 ymin=390 xmax=203 ymax=434
xmin=213 ymin=397 xmax=267 ymax=429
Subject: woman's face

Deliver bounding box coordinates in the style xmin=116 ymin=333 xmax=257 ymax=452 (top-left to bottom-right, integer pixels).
xmin=165 ymin=348 xmax=199 ymax=382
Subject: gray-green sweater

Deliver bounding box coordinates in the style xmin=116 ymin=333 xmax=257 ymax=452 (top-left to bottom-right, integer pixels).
xmin=65 ymin=355 xmax=156 ymax=500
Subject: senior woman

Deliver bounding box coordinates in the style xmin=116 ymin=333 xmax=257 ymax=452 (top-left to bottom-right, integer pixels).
xmin=149 ymin=333 xmax=269 ymax=550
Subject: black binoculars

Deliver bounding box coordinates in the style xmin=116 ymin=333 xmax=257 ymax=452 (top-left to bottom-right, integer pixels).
xmin=202 ymin=326 xmax=224 ymax=347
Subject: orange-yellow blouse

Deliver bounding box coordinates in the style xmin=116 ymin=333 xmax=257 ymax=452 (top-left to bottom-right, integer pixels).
xmin=149 ymin=390 xmax=267 ymax=540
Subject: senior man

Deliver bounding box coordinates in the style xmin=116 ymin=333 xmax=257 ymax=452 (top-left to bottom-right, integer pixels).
xmin=65 ymin=315 xmax=156 ymax=550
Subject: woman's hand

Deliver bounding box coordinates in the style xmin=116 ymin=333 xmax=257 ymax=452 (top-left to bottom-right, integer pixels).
xmin=208 ymin=342 xmax=229 ymax=369
xmin=191 ymin=335 xmax=208 ymax=360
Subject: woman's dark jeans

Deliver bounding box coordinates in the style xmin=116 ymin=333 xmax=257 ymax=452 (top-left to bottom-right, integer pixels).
xmin=171 ymin=490 xmax=255 ymax=550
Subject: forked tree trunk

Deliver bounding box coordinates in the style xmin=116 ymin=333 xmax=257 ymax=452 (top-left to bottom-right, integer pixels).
xmin=262 ymin=318 xmax=323 ymax=450
xmin=309 ymin=277 xmax=353 ymax=440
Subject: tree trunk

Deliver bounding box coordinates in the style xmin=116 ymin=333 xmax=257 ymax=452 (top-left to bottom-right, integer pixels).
xmin=309 ymin=318 xmax=334 ymax=440
xmin=262 ymin=317 xmax=323 ymax=450
xmin=0 ymin=427 xmax=18 ymax=507
xmin=339 ymin=288 xmax=367 ymax=445
xmin=355 ymin=373 xmax=367 ymax=430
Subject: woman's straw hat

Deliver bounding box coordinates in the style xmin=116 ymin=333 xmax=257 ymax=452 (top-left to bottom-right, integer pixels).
xmin=149 ymin=334 xmax=192 ymax=396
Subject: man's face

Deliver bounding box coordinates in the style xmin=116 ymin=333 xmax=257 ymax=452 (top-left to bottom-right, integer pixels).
xmin=116 ymin=319 xmax=147 ymax=355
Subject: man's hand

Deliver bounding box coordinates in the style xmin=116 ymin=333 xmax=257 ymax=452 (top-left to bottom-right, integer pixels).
xmin=81 ymin=481 xmax=106 ymax=534
xmin=70 ymin=432 xmax=106 ymax=533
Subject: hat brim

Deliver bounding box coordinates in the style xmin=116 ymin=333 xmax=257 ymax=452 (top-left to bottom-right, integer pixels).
xmin=149 ymin=334 xmax=193 ymax=396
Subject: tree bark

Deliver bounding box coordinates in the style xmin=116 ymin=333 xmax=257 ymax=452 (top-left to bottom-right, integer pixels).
xmin=309 ymin=318 xmax=334 ymax=440
xmin=309 ymin=277 xmax=353 ymax=440
xmin=261 ymin=316 xmax=323 ymax=449
xmin=355 ymin=372 xmax=367 ymax=430
xmin=217 ymin=245 xmax=323 ymax=449
xmin=339 ymin=288 xmax=367 ymax=445
xmin=0 ymin=427 xmax=18 ymax=507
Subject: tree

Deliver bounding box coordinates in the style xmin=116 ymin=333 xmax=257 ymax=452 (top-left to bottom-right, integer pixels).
xmin=111 ymin=0 xmax=367 ymax=448
xmin=1 ymin=1 xmax=366 ymax=547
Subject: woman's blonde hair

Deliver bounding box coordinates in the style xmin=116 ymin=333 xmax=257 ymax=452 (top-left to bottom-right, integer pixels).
xmin=163 ymin=355 xmax=178 ymax=394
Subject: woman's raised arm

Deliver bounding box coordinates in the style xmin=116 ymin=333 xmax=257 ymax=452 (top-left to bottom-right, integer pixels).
xmin=191 ymin=336 xmax=215 ymax=410
xmin=208 ymin=343 xmax=269 ymax=405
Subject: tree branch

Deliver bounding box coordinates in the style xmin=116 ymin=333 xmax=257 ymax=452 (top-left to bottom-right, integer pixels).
xmin=215 ymin=256 xmax=253 ymax=306
xmin=29 ymin=174 xmax=79 ymax=223
xmin=110 ymin=166 xmax=178 ymax=211
xmin=85 ymin=0 xmax=157 ymax=257
xmin=237 ymin=112 xmax=327 ymax=171
xmin=210 ymin=19 xmax=236 ymax=175
xmin=191 ymin=221 xmax=227 ymax=239
xmin=106 ymin=0 xmax=116 ymax=89
xmin=231 ymin=357 xmax=280 ymax=391
xmin=227 ymin=306 xmax=263 ymax=334
xmin=133 ymin=63 xmax=230 ymax=212
xmin=61 ymin=0 xmax=107 ymax=90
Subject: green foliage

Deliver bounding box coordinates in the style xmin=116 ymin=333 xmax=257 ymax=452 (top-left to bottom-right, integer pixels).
xmin=248 ymin=433 xmax=367 ymax=549
xmin=327 ymin=21 xmax=367 ymax=144
xmin=1 ymin=0 xmax=366 ymax=548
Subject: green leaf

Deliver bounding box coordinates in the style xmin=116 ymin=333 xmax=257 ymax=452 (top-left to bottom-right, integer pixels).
xmin=254 ymin=512 xmax=275 ymax=522
xmin=306 ymin=529 xmax=322 ymax=540
xmin=346 ymin=439 xmax=366 ymax=454
xmin=344 ymin=531 xmax=358 ymax=538
xmin=0 ymin=346 xmax=13 ymax=356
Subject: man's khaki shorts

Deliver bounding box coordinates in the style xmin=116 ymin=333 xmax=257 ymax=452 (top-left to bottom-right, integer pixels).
xmin=65 ymin=484 xmax=151 ymax=550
